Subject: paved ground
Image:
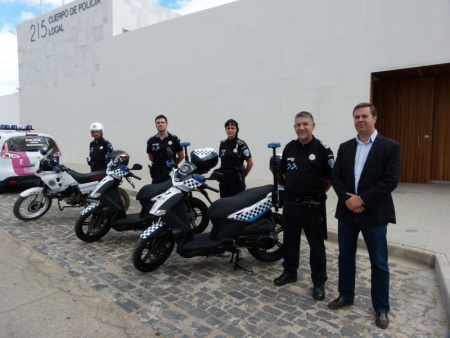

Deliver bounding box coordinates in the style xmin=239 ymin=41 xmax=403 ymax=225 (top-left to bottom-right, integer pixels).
xmin=1 ymin=171 xmax=449 ymax=337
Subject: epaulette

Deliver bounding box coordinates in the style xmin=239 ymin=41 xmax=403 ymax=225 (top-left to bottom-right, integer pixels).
xmin=320 ymin=140 xmax=330 ymax=149
xmin=237 ymin=139 xmax=245 ymax=146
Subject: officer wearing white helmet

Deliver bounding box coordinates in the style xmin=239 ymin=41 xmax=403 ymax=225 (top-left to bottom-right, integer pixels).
xmin=88 ymin=122 xmax=113 ymax=172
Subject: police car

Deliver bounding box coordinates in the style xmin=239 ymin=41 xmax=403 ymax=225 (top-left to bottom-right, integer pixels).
xmin=0 ymin=124 xmax=61 ymax=191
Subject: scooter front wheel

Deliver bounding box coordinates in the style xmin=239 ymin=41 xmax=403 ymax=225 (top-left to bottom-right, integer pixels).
xmin=132 ymin=227 xmax=175 ymax=272
xmin=119 ymin=187 xmax=130 ymax=211
xmin=247 ymin=213 xmax=284 ymax=262
xmin=13 ymin=194 xmax=52 ymax=221
xmin=74 ymin=212 xmax=111 ymax=242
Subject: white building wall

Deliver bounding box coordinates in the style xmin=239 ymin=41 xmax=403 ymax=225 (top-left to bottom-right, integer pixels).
xmin=16 ymin=0 xmax=450 ymax=180
xmin=0 ymin=93 xmax=20 ymax=125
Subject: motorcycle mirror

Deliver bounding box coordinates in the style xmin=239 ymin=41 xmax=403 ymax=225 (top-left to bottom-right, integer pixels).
xmin=208 ymin=169 xmax=224 ymax=181
xmin=131 ymin=163 xmax=142 ymax=170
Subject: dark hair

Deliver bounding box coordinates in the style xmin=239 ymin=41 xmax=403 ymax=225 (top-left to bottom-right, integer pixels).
xmin=224 ymin=119 xmax=239 ymax=136
xmin=294 ymin=111 xmax=314 ymax=122
xmin=353 ymin=102 xmax=378 ymax=117
xmin=155 ymin=115 xmax=168 ymax=123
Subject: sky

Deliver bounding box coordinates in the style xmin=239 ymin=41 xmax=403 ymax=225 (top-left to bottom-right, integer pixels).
xmin=0 ymin=0 xmax=237 ymax=96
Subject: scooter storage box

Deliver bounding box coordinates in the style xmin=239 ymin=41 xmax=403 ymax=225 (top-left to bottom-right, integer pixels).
xmin=191 ymin=148 xmax=218 ymax=175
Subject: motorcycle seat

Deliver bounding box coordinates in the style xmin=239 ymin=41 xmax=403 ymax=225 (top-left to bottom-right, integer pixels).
xmin=136 ymin=179 xmax=173 ymax=201
xmin=207 ymin=185 xmax=274 ymax=219
xmin=64 ymin=168 xmax=107 ymax=183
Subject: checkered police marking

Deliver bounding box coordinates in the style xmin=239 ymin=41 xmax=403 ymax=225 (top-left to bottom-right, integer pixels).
xmin=228 ymin=193 xmax=273 ymax=222
xmin=141 ymin=218 xmax=166 ymax=239
xmin=192 ymin=148 xmax=215 ymax=158
xmin=80 ymin=201 xmax=101 ymax=215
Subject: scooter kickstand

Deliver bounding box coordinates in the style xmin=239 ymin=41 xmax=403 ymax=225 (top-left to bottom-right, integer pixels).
xmin=231 ymin=249 xmax=254 ymax=274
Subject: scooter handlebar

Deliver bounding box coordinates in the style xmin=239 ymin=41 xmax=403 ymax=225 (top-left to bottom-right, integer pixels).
xmin=202 ymin=184 xmax=219 ymax=193
xmin=128 ymin=171 xmax=141 ymax=180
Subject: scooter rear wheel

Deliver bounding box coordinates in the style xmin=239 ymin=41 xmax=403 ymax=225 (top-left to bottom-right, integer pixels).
xmin=13 ymin=194 xmax=52 ymax=221
xmin=186 ymin=197 xmax=209 ymax=234
xmin=247 ymin=213 xmax=284 ymax=262
xmin=132 ymin=227 xmax=175 ymax=272
xmin=74 ymin=212 xmax=111 ymax=242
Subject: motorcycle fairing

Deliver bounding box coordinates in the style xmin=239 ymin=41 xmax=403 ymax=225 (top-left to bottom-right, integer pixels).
xmin=149 ymin=186 xmax=184 ymax=215
xmin=140 ymin=218 xmax=166 ymax=239
xmin=89 ymin=175 xmax=115 ymax=197
xmin=80 ymin=201 xmax=102 ymax=216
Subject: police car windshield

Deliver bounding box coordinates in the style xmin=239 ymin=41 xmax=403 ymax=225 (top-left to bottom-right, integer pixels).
xmin=8 ymin=136 xmax=56 ymax=152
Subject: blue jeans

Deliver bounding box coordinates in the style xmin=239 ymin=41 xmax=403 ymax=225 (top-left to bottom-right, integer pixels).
xmin=337 ymin=220 xmax=390 ymax=313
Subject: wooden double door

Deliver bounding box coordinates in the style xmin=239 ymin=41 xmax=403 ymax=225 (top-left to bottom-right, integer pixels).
xmin=373 ymin=76 xmax=450 ymax=183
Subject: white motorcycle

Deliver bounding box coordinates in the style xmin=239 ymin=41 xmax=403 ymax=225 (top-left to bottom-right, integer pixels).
xmin=13 ymin=148 xmax=130 ymax=221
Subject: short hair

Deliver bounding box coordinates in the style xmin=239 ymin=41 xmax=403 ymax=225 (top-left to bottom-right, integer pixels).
xmin=294 ymin=111 xmax=314 ymax=123
xmin=224 ymin=119 xmax=239 ymax=136
xmin=155 ymin=115 xmax=168 ymax=123
xmin=353 ymin=102 xmax=378 ymax=117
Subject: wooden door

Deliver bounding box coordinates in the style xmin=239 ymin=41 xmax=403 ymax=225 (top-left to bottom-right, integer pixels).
xmin=432 ymin=77 xmax=450 ymax=181
xmin=373 ymin=77 xmax=435 ymax=183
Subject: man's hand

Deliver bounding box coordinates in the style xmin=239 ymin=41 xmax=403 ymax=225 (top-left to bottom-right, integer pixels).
xmin=345 ymin=193 xmax=365 ymax=213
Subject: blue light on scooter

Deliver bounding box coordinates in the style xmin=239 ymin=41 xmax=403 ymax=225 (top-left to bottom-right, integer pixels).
xmin=267 ymin=142 xmax=281 ymax=148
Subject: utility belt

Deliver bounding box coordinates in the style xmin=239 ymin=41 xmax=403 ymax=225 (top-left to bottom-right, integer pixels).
xmin=149 ymin=165 xmax=171 ymax=177
xmin=284 ymin=192 xmax=322 ymax=208
xmin=220 ymin=167 xmax=244 ymax=176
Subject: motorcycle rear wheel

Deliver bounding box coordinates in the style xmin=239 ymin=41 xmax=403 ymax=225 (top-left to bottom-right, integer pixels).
xmin=74 ymin=212 xmax=111 ymax=242
xmin=13 ymin=194 xmax=52 ymax=221
xmin=186 ymin=197 xmax=209 ymax=234
xmin=118 ymin=187 xmax=130 ymax=211
xmin=132 ymin=227 xmax=175 ymax=272
xmin=247 ymin=213 xmax=284 ymax=262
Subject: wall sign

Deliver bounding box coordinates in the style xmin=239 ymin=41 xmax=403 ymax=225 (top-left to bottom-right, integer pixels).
xmin=29 ymin=0 xmax=102 ymax=42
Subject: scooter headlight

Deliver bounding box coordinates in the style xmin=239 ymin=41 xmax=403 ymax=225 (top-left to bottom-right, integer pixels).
xmin=153 ymin=210 xmax=166 ymax=216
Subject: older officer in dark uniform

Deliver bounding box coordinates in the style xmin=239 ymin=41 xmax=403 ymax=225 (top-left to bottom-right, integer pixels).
xmin=147 ymin=115 xmax=184 ymax=183
xmin=88 ymin=122 xmax=113 ymax=172
xmin=218 ymin=119 xmax=253 ymax=198
xmin=273 ymin=111 xmax=334 ymax=302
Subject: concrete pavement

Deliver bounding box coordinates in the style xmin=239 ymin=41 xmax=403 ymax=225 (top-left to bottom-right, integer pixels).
xmin=0 ymin=162 xmax=449 ymax=337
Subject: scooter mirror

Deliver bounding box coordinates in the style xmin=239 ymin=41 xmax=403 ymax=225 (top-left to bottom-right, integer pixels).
xmin=208 ymin=169 xmax=224 ymax=181
xmin=131 ymin=163 xmax=143 ymax=170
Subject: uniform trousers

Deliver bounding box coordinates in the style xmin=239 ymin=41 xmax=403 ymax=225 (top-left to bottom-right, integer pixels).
xmin=337 ymin=220 xmax=390 ymax=313
xmin=219 ymin=175 xmax=245 ymax=198
xmin=282 ymin=200 xmax=327 ymax=286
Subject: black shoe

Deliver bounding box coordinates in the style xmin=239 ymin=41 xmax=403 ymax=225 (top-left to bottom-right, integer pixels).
xmin=273 ymin=272 xmax=297 ymax=286
xmin=313 ymin=284 xmax=325 ymax=301
xmin=328 ymin=296 xmax=354 ymax=310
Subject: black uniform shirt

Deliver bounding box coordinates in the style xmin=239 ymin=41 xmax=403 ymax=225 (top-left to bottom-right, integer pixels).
xmin=89 ymin=137 xmax=113 ymax=165
xmin=146 ymin=132 xmax=182 ymax=168
xmin=219 ymin=137 xmax=251 ymax=170
xmin=280 ymin=136 xmax=334 ymax=196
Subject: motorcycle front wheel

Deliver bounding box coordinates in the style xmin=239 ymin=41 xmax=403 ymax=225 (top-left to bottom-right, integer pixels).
xmin=74 ymin=212 xmax=111 ymax=242
xmin=186 ymin=197 xmax=209 ymax=234
xmin=247 ymin=213 xmax=284 ymax=262
xmin=13 ymin=194 xmax=53 ymax=221
xmin=118 ymin=187 xmax=130 ymax=211
xmin=132 ymin=227 xmax=175 ymax=272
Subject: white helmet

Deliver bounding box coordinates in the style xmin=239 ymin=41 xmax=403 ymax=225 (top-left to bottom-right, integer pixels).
xmin=90 ymin=122 xmax=104 ymax=132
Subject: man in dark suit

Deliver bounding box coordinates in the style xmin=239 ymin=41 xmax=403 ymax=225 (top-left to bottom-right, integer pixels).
xmin=327 ymin=103 xmax=401 ymax=330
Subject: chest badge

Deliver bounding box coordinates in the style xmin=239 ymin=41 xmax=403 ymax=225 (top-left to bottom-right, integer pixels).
xmin=168 ymin=141 xmax=173 ymax=145
xmin=100 ymin=146 xmax=104 ymax=150
xmin=233 ymin=148 xmax=237 ymax=153
xmin=309 ymin=154 xmax=316 ymax=161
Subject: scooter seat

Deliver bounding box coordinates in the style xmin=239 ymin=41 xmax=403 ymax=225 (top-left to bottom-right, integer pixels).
xmin=207 ymin=185 xmax=274 ymax=219
xmin=64 ymin=168 xmax=107 ymax=183
xmin=136 ymin=179 xmax=173 ymax=201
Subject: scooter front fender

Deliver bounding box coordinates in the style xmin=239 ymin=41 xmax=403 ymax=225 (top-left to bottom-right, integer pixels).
xmin=80 ymin=201 xmax=102 ymax=216
xmin=140 ymin=218 xmax=166 ymax=239
xmin=19 ymin=187 xmax=44 ymax=197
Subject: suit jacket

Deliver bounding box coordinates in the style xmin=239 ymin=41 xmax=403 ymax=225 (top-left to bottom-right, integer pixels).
xmin=331 ymin=133 xmax=401 ymax=226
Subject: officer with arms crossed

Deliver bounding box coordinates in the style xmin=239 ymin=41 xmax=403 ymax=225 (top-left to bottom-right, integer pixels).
xmin=273 ymin=111 xmax=334 ymax=301
xmin=147 ymin=115 xmax=184 ymax=183
xmin=88 ymin=122 xmax=113 ymax=172
xmin=218 ymin=119 xmax=253 ymax=198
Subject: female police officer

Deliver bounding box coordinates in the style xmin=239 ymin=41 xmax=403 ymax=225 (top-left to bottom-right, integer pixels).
xmin=218 ymin=119 xmax=253 ymax=198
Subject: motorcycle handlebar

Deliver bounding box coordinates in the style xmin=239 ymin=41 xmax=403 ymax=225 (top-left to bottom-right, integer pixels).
xmin=202 ymin=184 xmax=219 ymax=193
xmin=128 ymin=171 xmax=142 ymax=180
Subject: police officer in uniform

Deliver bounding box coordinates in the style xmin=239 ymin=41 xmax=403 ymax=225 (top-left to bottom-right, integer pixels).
xmin=147 ymin=115 xmax=184 ymax=183
xmin=88 ymin=122 xmax=113 ymax=172
xmin=218 ymin=119 xmax=253 ymax=198
xmin=273 ymin=111 xmax=334 ymax=302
